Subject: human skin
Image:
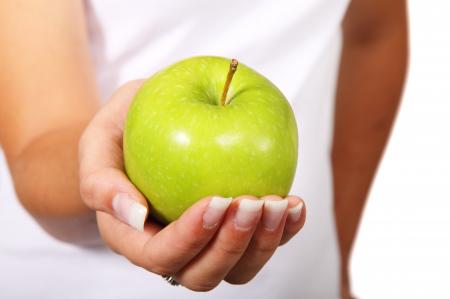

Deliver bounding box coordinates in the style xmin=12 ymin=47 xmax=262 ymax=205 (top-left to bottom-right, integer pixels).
xmin=0 ymin=0 xmax=306 ymax=290
xmin=333 ymin=1 xmax=408 ymax=298
xmin=0 ymin=0 xmax=408 ymax=296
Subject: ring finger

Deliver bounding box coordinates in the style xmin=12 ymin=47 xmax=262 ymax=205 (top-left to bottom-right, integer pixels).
xmin=174 ymin=196 xmax=263 ymax=291
xmin=224 ymin=195 xmax=289 ymax=284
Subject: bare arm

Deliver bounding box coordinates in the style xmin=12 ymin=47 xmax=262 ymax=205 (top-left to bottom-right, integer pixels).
xmin=0 ymin=0 xmax=99 ymax=243
xmin=332 ymin=0 xmax=408 ymax=297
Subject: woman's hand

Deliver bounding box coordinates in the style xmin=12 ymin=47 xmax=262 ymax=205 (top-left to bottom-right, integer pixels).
xmin=78 ymin=80 xmax=306 ymax=291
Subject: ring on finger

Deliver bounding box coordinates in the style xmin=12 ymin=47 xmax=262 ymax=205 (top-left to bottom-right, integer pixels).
xmin=162 ymin=274 xmax=181 ymax=286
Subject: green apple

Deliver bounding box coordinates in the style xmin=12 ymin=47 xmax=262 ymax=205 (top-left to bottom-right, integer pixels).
xmin=124 ymin=56 xmax=298 ymax=223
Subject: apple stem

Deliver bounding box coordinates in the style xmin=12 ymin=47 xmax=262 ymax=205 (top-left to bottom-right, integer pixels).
xmin=220 ymin=58 xmax=238 ymax=106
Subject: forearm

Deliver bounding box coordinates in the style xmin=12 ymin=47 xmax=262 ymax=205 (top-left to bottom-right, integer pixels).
xmin=11 ymin=122 xmax=100 ymax=244
xmin=332 ymin=5 xmax=408 ymax=288
xmin=0 ymin=0 xmax=101 ymax=244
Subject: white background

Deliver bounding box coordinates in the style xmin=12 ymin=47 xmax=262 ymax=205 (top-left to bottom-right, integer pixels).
xmin=352 ymin=1 xmax=450 ymax=298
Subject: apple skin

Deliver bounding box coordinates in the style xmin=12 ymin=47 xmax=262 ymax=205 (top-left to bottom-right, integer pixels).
xmin=124 ymin=56 xmax=298 ymax=223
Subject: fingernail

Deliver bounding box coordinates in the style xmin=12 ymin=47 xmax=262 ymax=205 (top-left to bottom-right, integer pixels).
xmin=234 ymin=198 xmax=264 ymax=231
xmin=203 ymin=196 xmax=232 ymax=229
xmin=263 ymin=199 xmax=288 ymax=231
xmin=288 ymin=202 xmax=304 ymax=223
xmin=112 ymin=193 xmax=147 ymax=231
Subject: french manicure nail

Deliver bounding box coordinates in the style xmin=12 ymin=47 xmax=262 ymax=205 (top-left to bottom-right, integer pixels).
xmin=203 ymin=196 xmax=232 ymax=229
xmin=112 ymin=193 xmax=147 ymax=231
xmin=234 ymin=198 xmax=264 ymax=231
xmin=288 ymin=202 xmax=304 ymax=223
xmin=263 ymin=199 xmax=288 ymax=231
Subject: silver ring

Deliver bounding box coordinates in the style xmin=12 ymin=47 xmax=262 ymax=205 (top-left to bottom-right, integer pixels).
xmin=162 ymin=275 xmax=180 ymax=286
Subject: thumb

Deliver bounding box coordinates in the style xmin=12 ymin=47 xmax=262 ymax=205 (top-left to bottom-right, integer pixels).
xmin=78 ymin=79 xmax=148 ymax=231
xmin=80 ymin=167 xmax=149 ymax=231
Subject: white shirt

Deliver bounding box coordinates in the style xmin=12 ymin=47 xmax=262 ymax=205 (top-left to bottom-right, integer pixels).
xmin=0 ymin=1 xmax=349 ymax=298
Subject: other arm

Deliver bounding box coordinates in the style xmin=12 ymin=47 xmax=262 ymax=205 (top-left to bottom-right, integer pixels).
xmin=332 ymin=0 xmax=408 ymax=297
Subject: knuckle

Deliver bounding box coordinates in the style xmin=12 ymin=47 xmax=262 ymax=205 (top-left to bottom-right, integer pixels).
xmin=217 ymin=241 xmax=246 ymax=257
xmin=79 ymin=172 xmax=96 ymax=203
xmin=143 ymin=246 xmax=176 ymax=277
xmin=80 ymin=168 xmax=117 ymax=211
xmin=80 ymin=170 xmax=113 ymax=211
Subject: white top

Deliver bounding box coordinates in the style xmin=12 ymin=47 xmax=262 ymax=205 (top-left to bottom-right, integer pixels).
xmin=0 ymin=1 xmax=349 ymax=298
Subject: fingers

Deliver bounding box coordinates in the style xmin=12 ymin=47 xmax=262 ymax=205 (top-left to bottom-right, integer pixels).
xmin=97 ymin=193 xmax=305 ymax=292
xmin=78 ymin=80 xmax=148 ymax=230
xmin=140 ymin=196 xmax=232 ymax=275
xmin=175 ymin=196 xmax=264 ymax=291
xmin=280 ymin=196 xmax=306 ymax=245
xmin=96 ymin=211 xmax=157 ymax=259
xmin=225 ymin=195 xmax=289 ymax=284
xmin=98 ymin=196 xmax=233 ymax=277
